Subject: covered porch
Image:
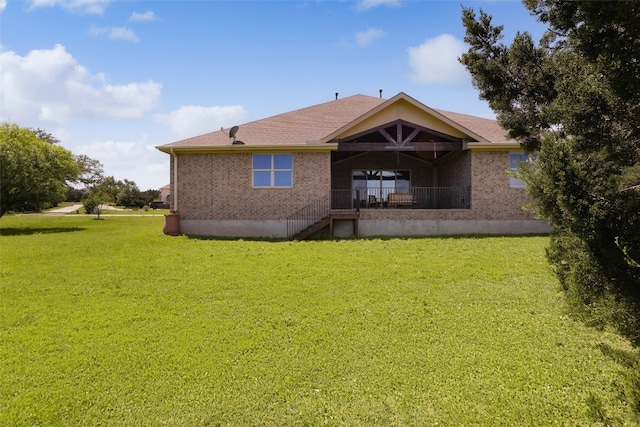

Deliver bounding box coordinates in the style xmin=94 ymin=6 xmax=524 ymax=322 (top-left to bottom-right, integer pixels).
xmin=286 ymin=120 xmax=474 ymax=239
xmin=330 ymin=119 xmax=472 ymax=211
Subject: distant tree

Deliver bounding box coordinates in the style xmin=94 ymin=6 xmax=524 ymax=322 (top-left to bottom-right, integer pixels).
xmin=65 ymin=186 xmax=88 ymax=203
xmin=116 ymin=179 xmax=145 ymax=208
xmin=74 ymin=154 xmax=104 ymax=187
xmin=83 ymin=177 xmax=150 ymax=209
xmin=29 ymin=129 xmax=103 ymax=200
xmin=0 ymin=123 xmax=80 ymax=216
xmin=88 ymin=176 xmax=120 ymax=205
xmin=141 ymin=189 xmax=162 ymax=206
xmin=83 ymin=188 xmax=110 ymax=215
xmin=460 ymin=1 xmax=640 ymax=343
xmin=32 ymin=128 xmax=61 ymax=145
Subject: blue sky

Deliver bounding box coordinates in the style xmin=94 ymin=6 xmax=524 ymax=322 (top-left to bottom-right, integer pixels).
xmin=0 ymin=0 xmax=547 ymax=191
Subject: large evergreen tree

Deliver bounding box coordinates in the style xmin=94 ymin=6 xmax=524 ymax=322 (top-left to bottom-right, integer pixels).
xmin=460 ymin=1 xmax=640 ymax=343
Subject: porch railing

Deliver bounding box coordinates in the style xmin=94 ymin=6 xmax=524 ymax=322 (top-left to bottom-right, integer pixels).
xmin=331 ymin=187 xmax=470 ymax=210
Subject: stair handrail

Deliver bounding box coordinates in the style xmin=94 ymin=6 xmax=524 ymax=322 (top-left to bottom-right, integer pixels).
xmin=286 ymin=192 xmax=331 ymax=239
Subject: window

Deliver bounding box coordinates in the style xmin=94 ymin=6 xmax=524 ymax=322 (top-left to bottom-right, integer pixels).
xmin=353 ymin=170 xmax=410 ymax=199
xmin=509 ymin=153 xmax=534 ymax=187
xmin=253 ymin=154 xmax=293 ymax=187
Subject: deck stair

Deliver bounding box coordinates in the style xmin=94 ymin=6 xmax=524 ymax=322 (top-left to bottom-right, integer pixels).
xmin=291 ymin=216 xmax=331 ymax=240
xmin=287 ymin=191 xmax=360 ymax=240
xmin=290 ymin=212 xmax=359 ymax=240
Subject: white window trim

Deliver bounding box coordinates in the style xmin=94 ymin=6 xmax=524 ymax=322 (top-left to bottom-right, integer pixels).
xmin=252 ymin=153 xmax=293 ymax=188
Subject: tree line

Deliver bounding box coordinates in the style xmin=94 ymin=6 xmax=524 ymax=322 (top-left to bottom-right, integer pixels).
xmin=0 ymin=122 xmax=161 ymax=216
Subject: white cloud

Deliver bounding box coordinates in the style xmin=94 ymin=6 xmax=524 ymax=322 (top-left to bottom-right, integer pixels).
xmin=88 ymin=25 xmax=107 ymax=37
xmin=49 ymin=127 xmax=71 ymax=144
xmin=339 ymin=27 xmax=385 ymax=49
xmin=158 ymin=105 xmax=250 ymax=139
xmin=79 ymin=139 xmax=141 ymax=163
xmin=129 ymin=10 xmax=158 ymax=22
xmin=27 ymin=0 xmax=111 ymax=14
xmin=355 ymin=27 xmax=385 ymax=47
xmin=89 ymin=25 xmax=139 ymax=42
xmin=108 ymin=27 xmax=139 ymax=42
xmin=0 ymin=44 xmax=162 ymax=123
xmin=0 ymin=0 xmax=6 ymax=13
xmin=407 ymin=34 xmax=470 ymax=86
xmin=76 ymin=135 xmax=169 ymax=190
xmin=355 ymin=0 xmax=401 ymax=12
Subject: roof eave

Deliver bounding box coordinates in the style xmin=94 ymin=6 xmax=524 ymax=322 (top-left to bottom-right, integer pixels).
xmin=465 ymin=141 xmax=521 ymax=151
xmin=156 ymin=143 xmax=338 ymax=154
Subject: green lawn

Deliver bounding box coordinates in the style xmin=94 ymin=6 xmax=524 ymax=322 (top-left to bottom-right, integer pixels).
xmin=1 ymin=215 xmax=637 ymax=426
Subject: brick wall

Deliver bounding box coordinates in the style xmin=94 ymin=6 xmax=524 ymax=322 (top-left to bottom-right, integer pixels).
xmin=172 ymin=151 xmax=331 ymax=220
xmin=470 ymin=151 xmax=534 ymax=220
xmin=436 ymin=151 xmax=471 ymax=188
xmin=171 ymin=149 xmax=536 ymax=222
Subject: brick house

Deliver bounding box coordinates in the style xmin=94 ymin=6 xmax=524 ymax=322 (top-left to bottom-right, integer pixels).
xmin=156 ymin=92 xmax=549 ymax=238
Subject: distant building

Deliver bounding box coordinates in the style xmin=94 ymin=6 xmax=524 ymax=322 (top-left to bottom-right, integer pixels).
xmin=160 ymin=184 xmax=170 ymax=203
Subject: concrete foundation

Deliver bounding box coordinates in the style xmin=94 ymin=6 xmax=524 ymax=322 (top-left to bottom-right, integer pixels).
xmin=358 ymin=219 xmax=550 ymax=237
xmin=180 ymin=220 xmax=288 ymax=239
xmin=178 ymin=218 xmax=549 ymax=239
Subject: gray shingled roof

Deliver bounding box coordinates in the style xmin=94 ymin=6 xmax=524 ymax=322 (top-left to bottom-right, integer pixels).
xmin=160 ymin=93 xmax=513 ymax=148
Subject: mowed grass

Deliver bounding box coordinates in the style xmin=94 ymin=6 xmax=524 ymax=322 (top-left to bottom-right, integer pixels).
xmin=0 ymin=216 xmax=637 ymax=426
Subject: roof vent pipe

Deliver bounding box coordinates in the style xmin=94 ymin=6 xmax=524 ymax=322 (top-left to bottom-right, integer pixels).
xmin=335 ymin=92 xmax=338 ymax=100
xmin=379 ymin=89 xmax=382 ymax=98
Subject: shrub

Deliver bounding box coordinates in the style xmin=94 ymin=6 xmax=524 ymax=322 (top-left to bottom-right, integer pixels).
xmin=548 ymin=229 xmax=640 ymax=345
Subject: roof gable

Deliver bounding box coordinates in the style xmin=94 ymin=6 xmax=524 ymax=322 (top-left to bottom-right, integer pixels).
xmin=322 ymin=92 xmax=489 ymax=143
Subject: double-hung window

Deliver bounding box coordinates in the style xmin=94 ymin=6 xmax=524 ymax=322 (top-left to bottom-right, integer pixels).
xmin=252 ymin=154 xmax=293 ymax=187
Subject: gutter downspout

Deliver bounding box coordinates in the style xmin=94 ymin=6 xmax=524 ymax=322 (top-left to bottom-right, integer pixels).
xmin=169 ymin=148 xmax=178 ymax=212
xmin=163 ymin=147 xmax=181 ymax=236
